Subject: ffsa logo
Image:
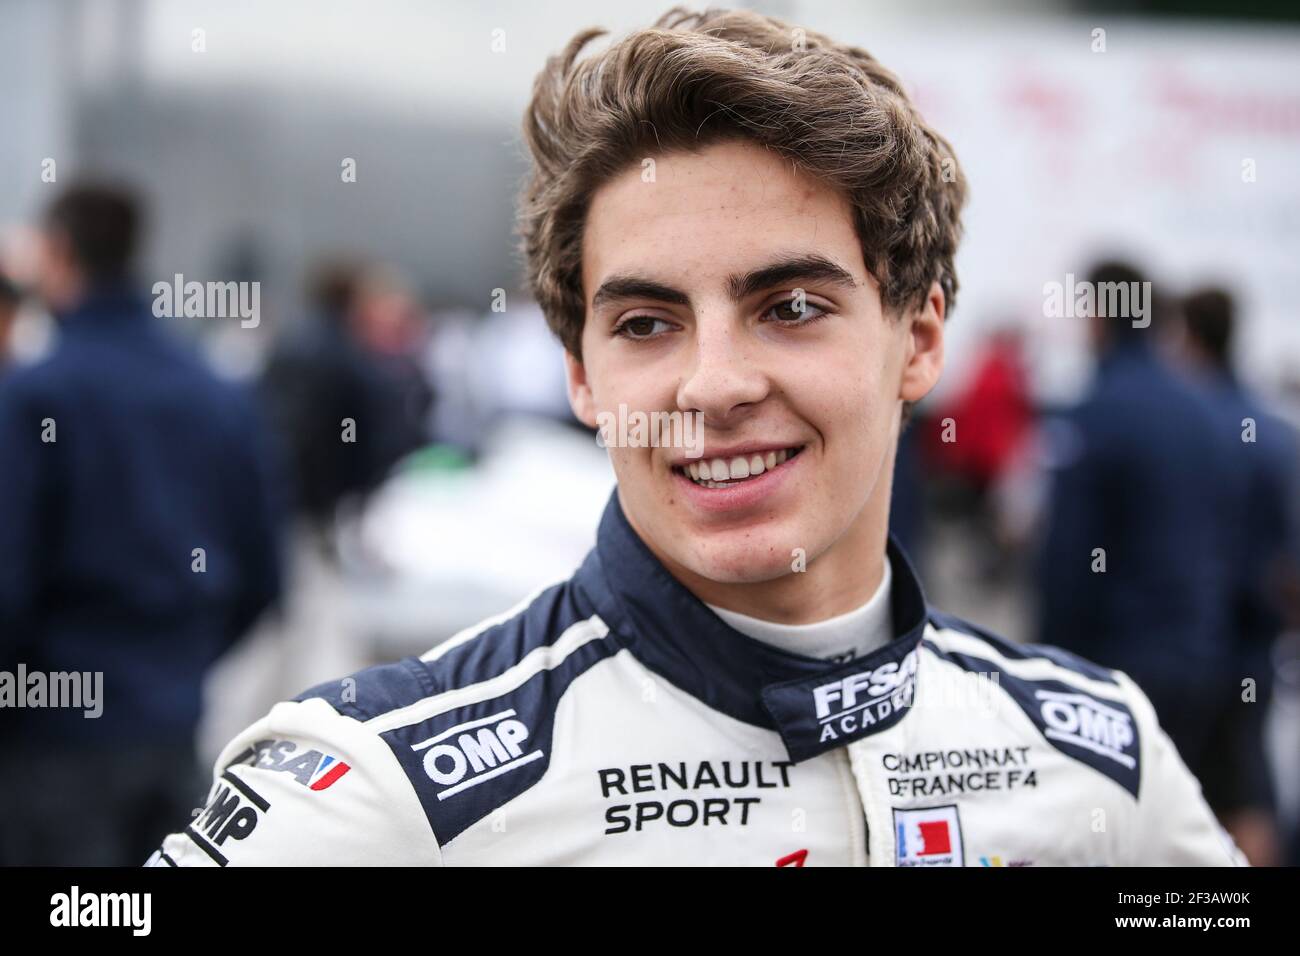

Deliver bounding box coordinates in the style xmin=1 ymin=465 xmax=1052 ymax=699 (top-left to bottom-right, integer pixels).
xmin=414 ymin=708 xmax=544 ymax=800
xmin=234 ymin=738 xmax=351 ymax=790
xmin=1036 ymin=690 xmax=1135 ymax=768
xmin=812 ymin=650 xmax=918 ymax=743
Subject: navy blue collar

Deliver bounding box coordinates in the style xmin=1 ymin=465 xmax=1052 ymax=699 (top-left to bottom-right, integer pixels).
xmin=574 ymin=491 xmax=931 ymax=760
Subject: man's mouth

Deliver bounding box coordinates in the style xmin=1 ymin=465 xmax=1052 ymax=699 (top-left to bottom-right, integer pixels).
xmin=672 ymin=445 xmax=805 ymax=489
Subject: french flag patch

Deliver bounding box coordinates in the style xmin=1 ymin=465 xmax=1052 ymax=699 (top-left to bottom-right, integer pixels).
xmin=894 ymin=805 xmax=963 ymax=866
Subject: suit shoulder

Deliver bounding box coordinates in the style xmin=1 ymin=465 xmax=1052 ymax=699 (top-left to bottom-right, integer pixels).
xmin=290 ymin=577 xmax=610 ymax=720
xmin=924 ymin=610 xmax=1144 ymax=797
xmin=149 ymin=696 xmax=439 ymax=865
xmin=290 ymin=576 xmax=622 ymax=848
xmin=926 ymin=609 xmax=1120 ymax=685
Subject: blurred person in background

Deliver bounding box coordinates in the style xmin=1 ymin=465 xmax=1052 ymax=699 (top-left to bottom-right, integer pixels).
xmin=0 ymin=272 xmax=21 ymax=370
xmin=0 ymin=181 xmax=286 ymax=865
xmin=926 ymin=325 xmax=1035 ymax=581
xmin=1176 ymin=286 xmax=1298 ymax=865
xmin=200 ymin=260 xmax=436 ymax=758
xmin=1036 ymin=260 xmax=1250 ymax=852
xmin=260 ymin=259 xmax=432 ymax=540
xmin=349 ymin=265 xmax=435 ymax=473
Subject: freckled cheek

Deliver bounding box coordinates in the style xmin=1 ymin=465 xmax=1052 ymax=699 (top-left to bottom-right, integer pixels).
xmin=807 ymin=395 xmax=886 ymax=488
xmin=593 ymin=361 xmax=673 ymax=413
xmin=794 ymin=368 xmax=876 ymax=436
xmin=605 ymin=443 xmax=652 ymax=476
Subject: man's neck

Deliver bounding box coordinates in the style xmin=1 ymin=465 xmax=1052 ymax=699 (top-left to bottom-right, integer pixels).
xmin=708 ymin=557 xmax=894 ymax=661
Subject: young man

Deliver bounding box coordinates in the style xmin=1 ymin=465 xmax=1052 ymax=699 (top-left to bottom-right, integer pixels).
xmin=149 ymin=8 xmax=1244 ymax=866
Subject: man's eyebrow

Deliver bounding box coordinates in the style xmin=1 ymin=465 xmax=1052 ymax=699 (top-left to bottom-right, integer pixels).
xmin=590 ymin=254 xmax=858 ymax=312
xmin=727 ymin=254 xmax=858 ymax=301
xmin=591 ymin=277 xmax=691 ymax=311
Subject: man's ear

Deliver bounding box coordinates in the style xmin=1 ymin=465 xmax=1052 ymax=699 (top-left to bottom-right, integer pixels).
xmin=899 ymin=280 xmax=946 ymax=404
xmin=564 ymin=349 xmax=599 ymax=428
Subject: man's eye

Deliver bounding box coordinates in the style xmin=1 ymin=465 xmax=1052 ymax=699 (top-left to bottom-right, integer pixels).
xmin=764 ymin=298 xmax=828 ymax=324
xmin=614 ymin=316 xmax=672 ymax=339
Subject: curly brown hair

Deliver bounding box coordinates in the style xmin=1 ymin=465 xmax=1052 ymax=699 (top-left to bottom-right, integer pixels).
xmin=517 ymin=6 xmax=967 ymax=359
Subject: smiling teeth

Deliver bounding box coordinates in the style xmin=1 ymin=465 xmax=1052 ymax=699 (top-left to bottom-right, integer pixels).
xmin=684 ymin=448 xmax=797 ymax=486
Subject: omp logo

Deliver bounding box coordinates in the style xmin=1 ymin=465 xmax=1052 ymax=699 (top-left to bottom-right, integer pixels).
xmin=812 ymin=650 xmax=918 ymax=743
xmin=181 ymin=768 xmax=272 ymax=865
xmin=196 ymin=784 xmax=260 ymax=845
xmin=413 ymin=708 xmax=543 ymax=800
xmin=1036 ymin=690 xmax=1135 ymax=768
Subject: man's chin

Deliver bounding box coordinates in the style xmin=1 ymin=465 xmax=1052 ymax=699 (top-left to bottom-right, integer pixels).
xmin=627 ymin=487 xmax=821 ymax=585
xmin=674 ymin=533 xmax=808 ymax=586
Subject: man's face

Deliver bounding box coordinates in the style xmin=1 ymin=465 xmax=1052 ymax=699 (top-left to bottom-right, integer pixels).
xmin=35 ymin=228 xmax=81 ymax=313
xmin=569 ymin=138 xmax=943 ymax=591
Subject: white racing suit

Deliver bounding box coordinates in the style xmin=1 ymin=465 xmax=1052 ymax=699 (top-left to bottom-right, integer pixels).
xmin=148 ymin=493 xmax=1246 ymax=866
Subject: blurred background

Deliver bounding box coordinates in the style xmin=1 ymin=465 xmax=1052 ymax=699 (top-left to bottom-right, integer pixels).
xmin=0 ymin=0 xmax=1297 ymax=866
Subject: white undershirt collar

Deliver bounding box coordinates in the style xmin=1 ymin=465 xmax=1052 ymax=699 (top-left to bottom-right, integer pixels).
xmin=705 ymin=558 xmax=894 ymax=664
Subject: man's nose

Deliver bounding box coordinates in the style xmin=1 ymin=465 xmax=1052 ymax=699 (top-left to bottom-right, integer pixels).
xmin=676 ymin=316 xmax=770 ymax=422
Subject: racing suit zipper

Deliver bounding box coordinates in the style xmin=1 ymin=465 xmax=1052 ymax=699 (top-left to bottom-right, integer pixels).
xmin=832 ymin=747 xmax=871 ymax=865
xmin=845 ymin=741 xmax=886 ymax=866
